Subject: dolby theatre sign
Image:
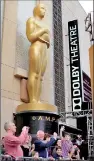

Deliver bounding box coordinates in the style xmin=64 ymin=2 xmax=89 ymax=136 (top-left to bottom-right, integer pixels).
xmin=68 ymin=20 xmax=82 ymax=112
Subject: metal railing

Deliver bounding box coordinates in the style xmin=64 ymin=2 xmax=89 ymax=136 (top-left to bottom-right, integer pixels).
xmin=0 ymin=155 xmax=88 ymax=161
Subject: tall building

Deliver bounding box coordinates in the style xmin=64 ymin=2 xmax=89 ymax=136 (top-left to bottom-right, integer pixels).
xmin=1 ymin=0 xmax=91 ymax=137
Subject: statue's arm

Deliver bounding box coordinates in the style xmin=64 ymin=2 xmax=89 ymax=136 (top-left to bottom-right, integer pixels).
xmin=26 ymin=18 xmax=49 ymax=42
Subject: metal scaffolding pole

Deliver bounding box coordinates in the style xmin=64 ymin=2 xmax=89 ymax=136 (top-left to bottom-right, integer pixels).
xmin=87 ymin=114 xmax=94 ymax=157
xmin=60 ymin=107 xmax=93 ymax=157
xmin=85 ymin=11 xmax=94 ymax=160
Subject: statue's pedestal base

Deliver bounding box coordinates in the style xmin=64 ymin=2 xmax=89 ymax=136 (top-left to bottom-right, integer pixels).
xmin=15 ymin=102 xmax=59 ymax=137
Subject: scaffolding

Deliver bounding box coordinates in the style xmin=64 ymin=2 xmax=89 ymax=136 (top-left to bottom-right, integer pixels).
xmin=87 ymin=114 xmax=94 ymax=157
xmin=60 ymin=107 xmax=93 ymax=157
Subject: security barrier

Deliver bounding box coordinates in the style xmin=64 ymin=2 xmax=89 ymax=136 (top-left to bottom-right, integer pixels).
xmin=0 ymin=155 xmax=88 ymax=161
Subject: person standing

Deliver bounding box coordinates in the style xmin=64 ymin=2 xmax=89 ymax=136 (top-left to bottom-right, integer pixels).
xmin=53 ymin=146 xmax=63 ymax=159
xmin=34 ymin=130 xmax=57 ymax=158
xmin=3 ymin=122 xmax=29 ymax=158
xmin=21 ymin=134 xmax=32 ymax=157
xmin=1 ymin=137 xmax=5 ymax=155
xmin=61 ymin=134 xmax=74 ymax=159
xmin=52 ymin=139 xmax=62 ymax=156
xmin=71 ymin=144 xmax=80 ymax=160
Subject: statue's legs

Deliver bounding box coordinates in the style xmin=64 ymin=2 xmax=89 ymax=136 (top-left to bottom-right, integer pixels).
xmin=27 ymin=41 xmax=47 ymax=103
xmin=37 ymin=43 xmax=47 ymax=103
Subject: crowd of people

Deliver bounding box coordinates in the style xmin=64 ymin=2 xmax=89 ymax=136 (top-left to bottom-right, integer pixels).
xmin=1 ymin=122 xmax=88 ymax=160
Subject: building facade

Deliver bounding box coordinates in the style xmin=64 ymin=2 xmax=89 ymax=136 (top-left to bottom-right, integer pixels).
xmin=1 ymin=0 xmax=91 ymax=136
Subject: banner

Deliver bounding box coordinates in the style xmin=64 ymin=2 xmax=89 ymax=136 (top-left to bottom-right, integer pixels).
xmin=82 ymin=71 xmax=92 ymax=102
xmin=68 ymin=20 xmax=82 ymax=111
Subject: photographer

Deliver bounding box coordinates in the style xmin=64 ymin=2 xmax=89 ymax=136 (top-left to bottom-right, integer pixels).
xmin=3 ymin=122 xmax=29 ymax=158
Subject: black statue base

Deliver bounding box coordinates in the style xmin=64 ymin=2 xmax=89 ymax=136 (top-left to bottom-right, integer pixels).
xmin=15 ymin=110 xmax=60 ymax=138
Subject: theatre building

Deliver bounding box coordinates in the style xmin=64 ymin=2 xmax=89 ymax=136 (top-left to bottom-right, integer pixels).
xmin=1 ymin=0 xmax=91 ymax=137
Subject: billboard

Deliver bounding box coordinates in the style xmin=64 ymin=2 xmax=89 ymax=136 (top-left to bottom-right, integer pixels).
xmin=68 ymin=20 xmax=82 ymax=111
xmin=82 ymin=71 xmax=92 ymax=102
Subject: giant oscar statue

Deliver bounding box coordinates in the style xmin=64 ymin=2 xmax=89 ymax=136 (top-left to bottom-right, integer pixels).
xmin=15 ymin=4 xmax=59 ymax=137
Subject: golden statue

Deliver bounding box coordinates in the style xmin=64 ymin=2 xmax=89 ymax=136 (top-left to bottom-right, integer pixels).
xmin=26 ymin=3 xmax=50 ymax=103
xmin=16 ymin=4 xmax=58 ymax=114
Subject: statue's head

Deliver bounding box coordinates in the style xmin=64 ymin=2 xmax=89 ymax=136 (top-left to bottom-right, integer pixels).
xmin=33 ymin=4 xmax=46 ymax=19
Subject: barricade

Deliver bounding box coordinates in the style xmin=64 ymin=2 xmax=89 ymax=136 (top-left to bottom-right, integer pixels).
xmin=0 ymin=155 xmax=88 ymax=161
xmin=0 ymin=155 xmax=14 ymax=161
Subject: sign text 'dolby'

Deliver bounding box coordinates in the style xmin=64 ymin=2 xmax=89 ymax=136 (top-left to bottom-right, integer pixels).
xmin=68 ymin=20 xmax=82 ymax=111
